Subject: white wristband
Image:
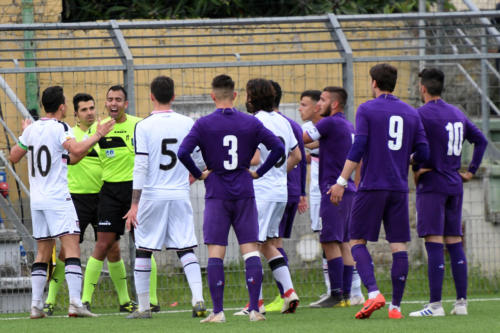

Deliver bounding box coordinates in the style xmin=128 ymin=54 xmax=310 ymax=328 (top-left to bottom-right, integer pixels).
xmin=336 ymin=176 xmax=348 ymax=187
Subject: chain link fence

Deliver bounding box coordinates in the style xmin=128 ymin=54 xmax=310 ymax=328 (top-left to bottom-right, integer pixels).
xmin=1 ymin=11 xmax=500 ymax=313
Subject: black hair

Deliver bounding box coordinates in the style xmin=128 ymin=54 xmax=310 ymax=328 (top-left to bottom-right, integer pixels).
xmin=419 ymin=68 xmax=445 ymax=96
xmin=73 ymin=93 xmax=94 ymax=112
xmin=323 ymin=86 xmax=348 ymax=108
xmin=369 ymin=63 xmax=398 ymax=92
xmin=41 ymin=86 xmax=65 ymax=113
xmin=151 ymin=76 xmax=175 ymax=104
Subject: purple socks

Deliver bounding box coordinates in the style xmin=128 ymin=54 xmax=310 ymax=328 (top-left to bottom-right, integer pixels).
xmin=351 ymin=244 xmax=378 ymax=293
xmin=425 ymin=242 xmax=445 ymax=303
xmin=207 ymin=257 xmax=224 ymax=313
xmin=391 ymin=251 xmax=408 ymax=307
xmin=327 ymin=257 xmax=344 ymax=296
xmin=447 ymin=242 xmax=467 ymax=300
xmin=245 ymin=256 xmax=263 ymax=312
xmin=343 ymin=265 xmax=354 ymax=298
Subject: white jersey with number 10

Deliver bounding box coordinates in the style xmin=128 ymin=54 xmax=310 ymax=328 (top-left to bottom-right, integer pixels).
xmin=18 ymin=118 xmax=74 ymax=210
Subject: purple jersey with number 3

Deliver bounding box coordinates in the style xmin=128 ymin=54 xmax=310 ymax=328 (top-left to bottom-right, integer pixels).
xmin=356 ymin=94 xmax=428 ymax=192
xmin=179 ymin=108 xmax=280 ymax=199
xmin=416 ymin=99 xmax=487 ymax=194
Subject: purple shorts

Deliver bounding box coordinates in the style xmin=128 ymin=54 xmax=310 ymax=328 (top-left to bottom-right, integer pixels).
xmin=416 ymin=192 xmax=463 ymax=237
xmin=279 ymin=201 xmax=299 ymax=239
xmin=203 ymin=198 xmax=259 ymax=246
xmin=350 ymin=190 xmax=410 ymax=243
xmin=319 ymin=191 xmax=353 ymax=243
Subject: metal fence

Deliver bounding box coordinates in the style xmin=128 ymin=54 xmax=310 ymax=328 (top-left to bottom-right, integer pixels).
xmin=1 ymin=9 xmax=500 ymax=313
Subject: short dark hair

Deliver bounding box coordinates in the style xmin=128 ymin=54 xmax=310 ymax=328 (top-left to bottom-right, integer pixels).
xmin=300 ymin=90 xmax=321 ymax=102
xmin=107 ymin=85 xmax=127 ymax=100
xmin=269 ymin=80 xmax=282 ymax=108
xmin=41 ymin=86 xmax=65 ymax=113
xmin=246 ymin=78 xmax=275 ymax=113
xmin=73 ymin=93 xmax=94 ymax=112
xmin=323 ymin=86 xmax=348 ymax=108
xmin=211 ymin=74 xmax=235 ymax=100
xmin=419 ymin=68 xmax=444 ymax=96
xmin=369 ymin=63 xmax=397 ymax=92
xmin=151 ymin=76 xmax=174 ymax=104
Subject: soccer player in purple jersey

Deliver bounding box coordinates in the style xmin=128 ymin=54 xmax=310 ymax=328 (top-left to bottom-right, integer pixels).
xmin=303 ymin=87 xmax=357 ymax=308
xmin=330 ymin=63 xmax=430 ymax=319
xmin=264 ymin=80 xmax=308 ymax=312
xmin=409 ymin=68 xmax=487 ymax=317
xmin=178 ymin=74 xmax=284 ymax=323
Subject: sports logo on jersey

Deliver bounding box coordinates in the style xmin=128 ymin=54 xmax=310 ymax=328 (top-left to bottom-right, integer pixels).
xmin=98 ymin=220 xmax=112 ymax=226
xmin=105 ymin=149 xmax=115 ymax=158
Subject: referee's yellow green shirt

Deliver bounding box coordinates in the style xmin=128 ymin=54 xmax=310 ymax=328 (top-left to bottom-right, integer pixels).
xmin=68 ymin=125 xmax=103 ymax=194
xmin=90 ymin=115 xmax=142 ymax=183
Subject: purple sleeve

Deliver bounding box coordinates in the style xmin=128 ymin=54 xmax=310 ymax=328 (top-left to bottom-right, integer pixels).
xmin=465 ymin=118 xmax=488 ymax=174
xmin=414 ymin=116 xmax=429 ymax=145
xmin=412 ymin=142 xmax=430 ymax=164
xmin=355 ymin=105 xmax=369 ymax=136
xmin=347 ymin=135 xmax=367 ymax=163
xmin=178 ymin=122 xmax=203 ymax=179
xmin=256 ymin=124 xmax=285 ymax=177
xmin=294 ymin=124 xmax=307 ymax=196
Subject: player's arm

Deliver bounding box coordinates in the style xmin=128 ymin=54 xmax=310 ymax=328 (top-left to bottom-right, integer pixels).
xmin=9 ymin=119 xmax=32 ymax=164
xmin=298 ymin=134 xmax=308 ymax=213
xmin=461 ymin=118 xmax=488 ymax=182
xmin=287 ymin=145 xmax=301 ymax=172
xmin=124 ymin=154 xmax=147 ymax=230
xmin=9 ymin=143 xmax=27 ymax=164
xmin=250 ymin=126 xmax=284 ymax=179
xmin=178 ymin=124 xmax=210 ymax=181
xmin=64 ymin=119 xmax=115 ymax=163
xmin=305 ymin=141 xmax=319 ymax=149
xmin=250 ymin=149 xmax=261 ymax=166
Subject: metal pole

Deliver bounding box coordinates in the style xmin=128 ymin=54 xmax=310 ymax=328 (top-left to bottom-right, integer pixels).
xmin=419 ymin=0 xmax=426 ymax=71
xmin=109 ymin=20 xmax=135 ymax=116
xmin=21 ymin=0 xmax=39 ymax=117
xmin=327 ymin=13 xmax=354 ymax=123
xmin=481 ymin=31 xmax=490 ymax=138
xmin=0 ymin=75 xmax=34 ymax=121
xmin=462 ymin=0 xmax=500 ymax=46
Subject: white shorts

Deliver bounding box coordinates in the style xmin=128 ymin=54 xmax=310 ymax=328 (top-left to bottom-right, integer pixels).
xmin=31 ymin=202 xmax=80 ymax=240
xmin=135 ymin=198 xmax=197 ymax=251
xmin=256 ymin=200 xmax=286 ymax=242
xmin=309 ymin=201 xmax=321 ymax=232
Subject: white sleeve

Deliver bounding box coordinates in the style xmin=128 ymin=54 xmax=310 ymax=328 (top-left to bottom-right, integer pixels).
xmin=306 ymin=126 xmax=321 ymax=141
xmin=288 ymin=124 xmax=298 ymax=152
xmin=134 ymin=122 xmax=148 ymax=155
xmin=192 ymin=146 xmax=206 ymax=170
xmin=133 ymin=154 xmax=148 ymax=190
xmin=58 ymin=122 xmax=74 ymax=145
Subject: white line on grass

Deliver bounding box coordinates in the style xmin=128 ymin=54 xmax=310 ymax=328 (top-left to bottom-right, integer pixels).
xmin=1 ymin=297 xmax=500 ymax=321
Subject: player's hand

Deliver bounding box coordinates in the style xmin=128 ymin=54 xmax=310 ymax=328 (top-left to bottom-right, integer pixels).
xmin=413 ymin=168 xmax=432 ymax=185
xmin=96 ymin=118 xmax=115 ymax=138
xmin=248 ymin=169 xmax=259 ymax=179
xmin=21 ymin=118 xmax=32 ymax=130
xmin=298 ymin=195 xmax=308 ymax=214
xmin=459 ymin=171 xmax=473 ymax=182
xmin=327 ymin=184 xmax=345 ymax=206
xmin=124 ymin=204 xmax=138 ymax=231
xmin=189 ymin=174 xmax=196 ymax=185
xmin=199 ymin=169 xmax=212 ymax=180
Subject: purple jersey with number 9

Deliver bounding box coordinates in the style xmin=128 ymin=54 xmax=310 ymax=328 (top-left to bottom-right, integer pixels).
xmin=355 ymin=94 xmax=428 ymax=192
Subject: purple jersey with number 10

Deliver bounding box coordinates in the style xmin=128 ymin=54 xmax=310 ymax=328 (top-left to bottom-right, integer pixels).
xmin=356 ymin=94 xmax=428 ymax=192
xmin=179 ymin=108 xmax=280 ymax=199
xmin=416 ymin=99 xmax=487 ymax=195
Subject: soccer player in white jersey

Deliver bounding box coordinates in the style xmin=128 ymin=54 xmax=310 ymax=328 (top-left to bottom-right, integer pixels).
xmin=245 ymin=78 xmax=301 ymax=314
xmin=299 ymin=90 xmax=365 ymax=307
xmin=124 ymin=76 xmax=206 ymax=319
xmin=9 ymin=86 xmax=114 ymax=318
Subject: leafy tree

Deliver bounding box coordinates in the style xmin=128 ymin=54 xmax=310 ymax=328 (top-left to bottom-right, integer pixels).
xmin=62 ymin=0 xmax=454 ymax=22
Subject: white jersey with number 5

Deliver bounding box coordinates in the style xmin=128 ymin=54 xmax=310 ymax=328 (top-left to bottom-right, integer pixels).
xmin=18 ymin=118 xmax=74 ymax=210
xmin=134 ymin=110 xmax=202 ymax=200
xmin=253 ymin=111 xmax=298 ymax=202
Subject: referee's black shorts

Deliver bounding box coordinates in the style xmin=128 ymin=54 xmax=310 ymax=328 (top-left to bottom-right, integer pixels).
xmin=71 ymin=193 xmax=99 ymax=243
xmin=97 ymin=181 xmax=132 ymax=239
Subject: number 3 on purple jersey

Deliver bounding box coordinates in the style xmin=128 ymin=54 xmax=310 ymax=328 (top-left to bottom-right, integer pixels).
xmin=388 ymin=115 xmax=403 ymax=151
xmin=223 ymin=135 xmax=238 ymax=170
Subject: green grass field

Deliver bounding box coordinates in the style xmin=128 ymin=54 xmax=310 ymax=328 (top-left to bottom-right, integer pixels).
xmin=2 ymin=297 xmax=500 ymax=333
